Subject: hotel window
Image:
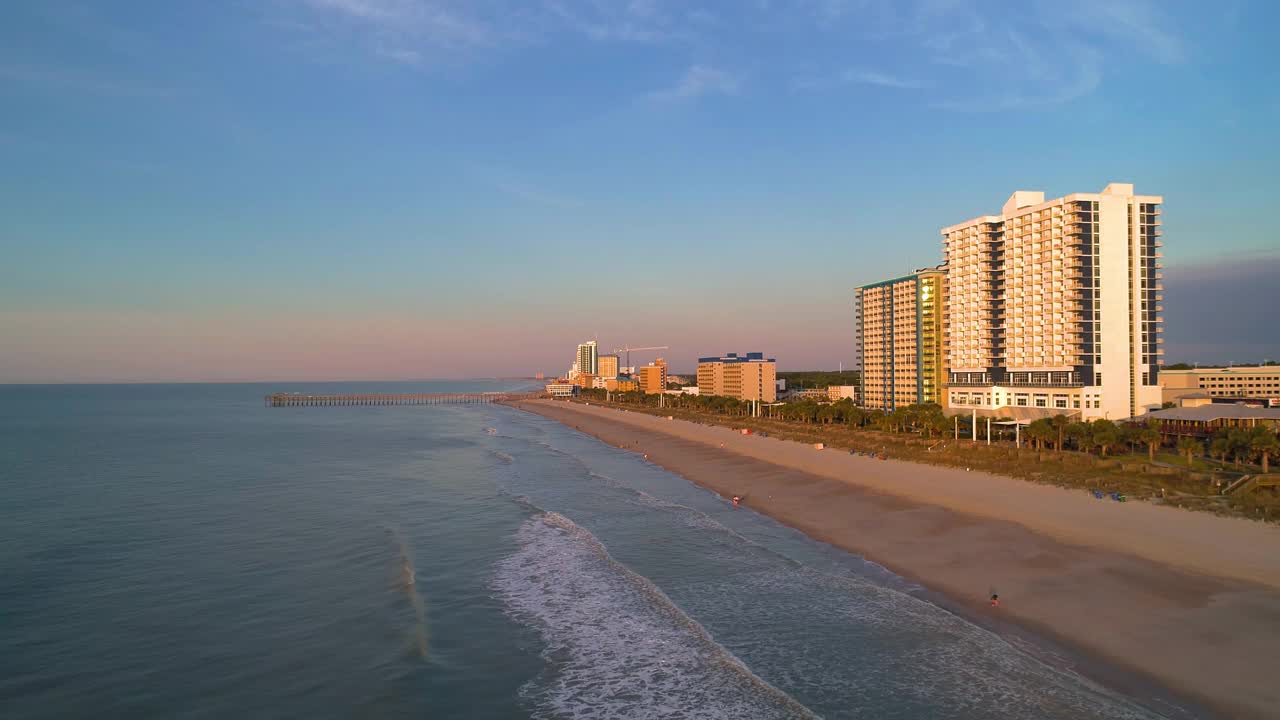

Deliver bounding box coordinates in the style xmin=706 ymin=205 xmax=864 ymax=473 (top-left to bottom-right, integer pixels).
xmin=1055 ymin=398 xmax=1068 ymax=408
xmin=1073 ymin=399 xmax=1081 ymax=408
xmin=1016 ymin=396 xmax=1029 ymax=407
xmin=1035 ymin=397 xmax=1047 ymax=407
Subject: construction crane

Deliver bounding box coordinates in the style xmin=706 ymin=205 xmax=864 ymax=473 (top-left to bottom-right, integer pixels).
xmin=612 ymin=345 xmax=669 ymax=372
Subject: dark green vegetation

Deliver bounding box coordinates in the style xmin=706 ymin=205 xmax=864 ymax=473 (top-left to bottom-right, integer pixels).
xmin=1163 ymin=361 xmax=1278 ymax=369
xmin=777 ymin=370 xmax=859 ymax=388
xmin=574 ymin=389 xmax=1280 ymax=523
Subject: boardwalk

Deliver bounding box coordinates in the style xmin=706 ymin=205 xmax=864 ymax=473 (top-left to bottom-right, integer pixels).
xmin=265 ymin=392 xmax=544 ymax=407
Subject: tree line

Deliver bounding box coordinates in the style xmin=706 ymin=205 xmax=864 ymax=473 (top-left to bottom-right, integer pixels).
xmin=577 ymin=389 xmax=1280 ymax=472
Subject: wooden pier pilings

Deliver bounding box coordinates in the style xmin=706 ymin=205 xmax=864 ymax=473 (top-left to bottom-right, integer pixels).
xmin=265 ymin=392 xmax=544 ymax=407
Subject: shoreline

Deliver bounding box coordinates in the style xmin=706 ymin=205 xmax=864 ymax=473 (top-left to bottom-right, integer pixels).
xmin=511 ymin=399 xmax=1280 ymax=720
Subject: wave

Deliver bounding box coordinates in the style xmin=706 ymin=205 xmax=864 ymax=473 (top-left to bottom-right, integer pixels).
xmin=486 ymin=439 xmax=1167 ymax=718
xmin=488 ymin=449 xmax=515 ymax=465
xmin=493 ymin=512 xmax=819 ymax=720
xmin=385 ymin=525 xmax=429 ymax=660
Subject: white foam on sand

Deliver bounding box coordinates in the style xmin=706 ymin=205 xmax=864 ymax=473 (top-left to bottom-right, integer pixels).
xmin=493 ymin=512 xmax=818 ymax=720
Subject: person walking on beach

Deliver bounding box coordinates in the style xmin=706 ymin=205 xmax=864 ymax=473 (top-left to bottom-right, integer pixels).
xmin=990 ymin=593 xmax=1000 ymax=608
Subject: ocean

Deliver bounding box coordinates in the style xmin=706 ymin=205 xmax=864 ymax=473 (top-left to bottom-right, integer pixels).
xmin=0 ymin=381 xmax=1187 ymax=719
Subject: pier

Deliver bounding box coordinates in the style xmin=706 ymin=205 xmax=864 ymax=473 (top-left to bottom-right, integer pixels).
xmin=265 ymin=392 xmax=544 ymax=407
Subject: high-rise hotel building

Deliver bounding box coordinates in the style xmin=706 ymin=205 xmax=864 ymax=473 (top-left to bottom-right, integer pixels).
xmin=941 ymin=183 xmax=1163 ymax=420
xmin=597 ymin=354 xmax=619 ymax=380
xmin=575 ymin=341 xmax=598 ymax=377
xmin=854 ymin=267 xmax=947 ymax=411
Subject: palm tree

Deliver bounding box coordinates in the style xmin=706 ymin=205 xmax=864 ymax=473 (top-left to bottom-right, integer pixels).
xmin=1051 ymin=414 xmax=1071 ymax=451
xmin=1175 ymin=436 xmax=1201 ymax=467
xmin=1210 ymin=430 xmax=1232 ymax=464
xmin=1136 ymin=420 xmax=1163 ymax=462
xmin=1091 ymin=419 xmax=1121 ymax=458
xmin=1065 ymin=421 xmax=1091 ymax=452
xmin=1026 ymin=418 xmax=1055 ymax=450
xmin=1248 ymin=426 xmax=1280 ymax=474
xmin=816 ymin=405 xmax=837 ymax=425
xmin=1228 ymin=427 xmax=1252 ymax=467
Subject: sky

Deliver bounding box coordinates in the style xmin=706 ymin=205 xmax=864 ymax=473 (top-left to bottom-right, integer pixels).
xmin=1 ymin=0 xmax=1278 ymax=382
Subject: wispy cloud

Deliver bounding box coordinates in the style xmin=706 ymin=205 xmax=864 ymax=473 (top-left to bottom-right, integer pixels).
xmin=646 ymin=65 xmax=740 ymax=103
xmin=0 ymin=63 xmax=175 ymax=98
xmin=280 ymin=0 xmax=1186 ymax=109
xmin=375 ymin=46 xmax=423 ymax=65
xmin=1063 ymin=0 xmax=1183 ymax=64
xmin=542 ymin=0 xmax=687 ymax=43
xmin=289 ymin=0 xmax=690 ymax=66
xmin=794 ymin=67 xmax=924 ymax=91
xmin=469 ymin=165 xmax=583 ymax=208
xmin=294 ymin=0 xmax=505 ymax=66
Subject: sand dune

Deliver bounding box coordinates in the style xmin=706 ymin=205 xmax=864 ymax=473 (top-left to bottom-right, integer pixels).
xmin=515 ymin=399 xmax=1280 ymax=720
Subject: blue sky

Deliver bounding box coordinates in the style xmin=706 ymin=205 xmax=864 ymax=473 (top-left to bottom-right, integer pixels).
xmin=2 ymin=0 xmax=1278 ymax=381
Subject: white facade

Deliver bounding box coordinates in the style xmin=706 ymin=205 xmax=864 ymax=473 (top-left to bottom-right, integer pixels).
xmin=576 ymin=341 xmax=598 ymax=376
xmin=545 ymin=383 xmax=576 ymax=398
xmin=942 ymin=183 xmax=1163 ymax=420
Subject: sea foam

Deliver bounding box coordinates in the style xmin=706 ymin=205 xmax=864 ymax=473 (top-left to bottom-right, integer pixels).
xmin=493 ymin=512 xmax=818 ymax=720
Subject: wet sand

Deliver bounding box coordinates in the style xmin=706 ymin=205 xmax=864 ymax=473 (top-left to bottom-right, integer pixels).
xmin=514 ymin=400 xmax=1280 ymax=720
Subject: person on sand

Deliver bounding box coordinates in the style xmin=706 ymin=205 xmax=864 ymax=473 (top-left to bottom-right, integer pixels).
xmin=732 ymin=495 xmax=741 ymax=507
xmin=990 ymin=593 xmax=1000 ymax=608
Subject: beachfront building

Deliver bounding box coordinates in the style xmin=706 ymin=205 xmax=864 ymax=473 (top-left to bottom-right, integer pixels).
xmin=854 ymin=267 xmax=947 ymax=411
xmin=597 ymin=354 xmax=619 ymax=380
xmin=1160 ymin=366 xmax=1280 ymax=407
xmin=545 ymin=382 xmax=577 ymax=398
xmin=637 ymin=358 xmax=668 ymax=395
xmin=697 ymin=353 xmax=777 ymax=402
xmin=942 ymin=183 xmax=1163 ymax=421
xmin=828 ymin=385 xmax=860 ymax=402
xmin=576 ymin=341 xmax=598 ymax=377
xmin=1143 ymin=405 xmax=1280 ymax=438
xmin=605 ymin=377 xmax=638 ymax=392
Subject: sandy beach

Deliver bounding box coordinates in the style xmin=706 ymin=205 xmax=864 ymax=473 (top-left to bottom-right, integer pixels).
xmin=514 ymin=399 xmax=1280 ymax=720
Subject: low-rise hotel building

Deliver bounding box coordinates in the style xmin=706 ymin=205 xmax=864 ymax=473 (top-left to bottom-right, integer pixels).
xmin=637 ymin=358 xmax=668 ymax=395
xmin=605 ymin=377 xmax=639 ymax=392
xmin=828 ymin=385 xmax=860 ymax=402
xmin=1160 ymin=366 xmax=1280 ymax=406
xmin=545 ymin=382 xmax=576 ymax=398
xmin=697 ymin=353 xmax=777 ymax=402
xmin=854 ymin=267 xmax=946 ymax=411
xmin=942 ymin=183 xmax=1163 ymax=420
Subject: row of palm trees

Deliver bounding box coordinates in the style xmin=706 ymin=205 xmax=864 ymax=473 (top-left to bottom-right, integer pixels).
xmin=581 ymin=390 xmax=1280 ymax=472
xmin=1203 ymin=426 xmax=1280 ymax=473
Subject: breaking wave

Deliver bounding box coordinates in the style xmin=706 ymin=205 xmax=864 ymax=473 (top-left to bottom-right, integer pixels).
xmin=493 ymin=512 xmax=818 ymax=719
xmin=386 ymin=525 xmax=429 ymax=660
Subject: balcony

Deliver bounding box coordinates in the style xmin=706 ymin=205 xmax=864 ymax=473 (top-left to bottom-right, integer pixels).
xmin=1002 ymin=379 xmax=1085 ymax=389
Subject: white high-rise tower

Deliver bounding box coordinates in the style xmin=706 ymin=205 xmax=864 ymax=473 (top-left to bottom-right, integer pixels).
xmin=941 ymin=183 xmax=1163 ymax=420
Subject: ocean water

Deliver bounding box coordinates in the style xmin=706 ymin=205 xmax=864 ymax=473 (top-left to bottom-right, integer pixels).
xmin=0 ymin=382 xmax=1190 ymax=719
